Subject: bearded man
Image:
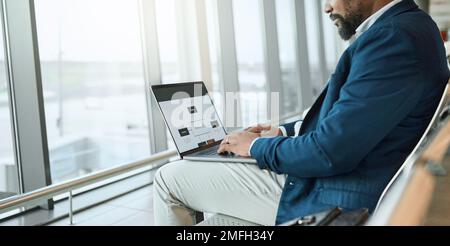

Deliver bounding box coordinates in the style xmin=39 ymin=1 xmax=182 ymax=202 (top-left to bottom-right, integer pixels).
xmin=154 ymin=0 xmax=450 ymax=226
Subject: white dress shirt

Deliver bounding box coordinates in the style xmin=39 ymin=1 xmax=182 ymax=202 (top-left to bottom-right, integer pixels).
xmin=351 ymin=0 xmax=402 ymax=42
xmin=248 ymin=0 xmax=402 ymax=157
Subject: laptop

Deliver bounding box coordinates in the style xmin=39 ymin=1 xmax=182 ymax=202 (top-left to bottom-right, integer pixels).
xmin=151 ymin=81 xmax=257 ymax=164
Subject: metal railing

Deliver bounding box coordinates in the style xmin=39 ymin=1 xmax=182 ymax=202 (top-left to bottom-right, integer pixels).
xmin=0 ymin=110 xmax=304 ymax=225
xmin=0 ymin=149 xmax=177 ymax=224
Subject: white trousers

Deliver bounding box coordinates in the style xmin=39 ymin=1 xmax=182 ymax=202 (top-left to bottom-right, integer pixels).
xmin=153 ymin=160 xmax=287 ymax=226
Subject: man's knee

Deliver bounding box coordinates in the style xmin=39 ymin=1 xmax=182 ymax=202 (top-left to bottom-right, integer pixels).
xmin=154 ymin=160 xmax=187 ymax=192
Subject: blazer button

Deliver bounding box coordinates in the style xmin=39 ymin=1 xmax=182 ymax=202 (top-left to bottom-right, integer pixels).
xmin=289 ymin=182 xmax=294 ymax=186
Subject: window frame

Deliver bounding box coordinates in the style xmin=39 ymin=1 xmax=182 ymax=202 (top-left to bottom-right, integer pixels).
xmin=1 ymin=0 xmax=53 ymax=209
xmin=0 ymin=0 xmax=335 ymax=220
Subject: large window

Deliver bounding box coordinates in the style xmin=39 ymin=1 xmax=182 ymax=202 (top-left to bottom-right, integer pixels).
xmin=0 ymin=15 xmax=19 ymax=199
xmin=35 ymin=0 xmax=151 ymax=183
xmin=233 ymin=0 xmax=267 ymax=127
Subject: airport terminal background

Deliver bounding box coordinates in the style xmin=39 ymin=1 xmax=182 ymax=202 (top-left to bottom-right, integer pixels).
xmin=0 ymin=0 xmax=449 ymax=226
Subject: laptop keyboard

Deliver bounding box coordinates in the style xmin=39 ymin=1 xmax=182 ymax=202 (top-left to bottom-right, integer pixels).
xmin=194 ymin=146 xmax=235 ymax=157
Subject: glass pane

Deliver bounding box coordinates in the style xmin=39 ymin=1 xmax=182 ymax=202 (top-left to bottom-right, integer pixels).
xmin=35 ymin=0 xmax=151 ymax=183
xmin=205 ymin=0 xmax=221 ymax=93
xmin=233 ymin=0 xmax=267 ymax=127
xmin=305 ymin=0 xmax=324 ymax=97
xmin=275 ymin=0 xmax=301 ymax=115
xmin=155 ymin=0 xmax=202 ymax=83
xmin=204 ymin=0 xmax=225 ymax=122
xmin=155 ymin=0 xmax=180 ymax=83
xmin=0 ymin=15 xmax=19 ymax=199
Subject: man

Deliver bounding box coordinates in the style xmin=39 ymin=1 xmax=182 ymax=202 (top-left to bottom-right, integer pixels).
xmin=154 ymin=0 xmax=450 ymax=225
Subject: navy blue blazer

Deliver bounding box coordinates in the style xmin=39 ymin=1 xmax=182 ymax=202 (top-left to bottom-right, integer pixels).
xmin=250 ymin=0 xmax=450 ymax=224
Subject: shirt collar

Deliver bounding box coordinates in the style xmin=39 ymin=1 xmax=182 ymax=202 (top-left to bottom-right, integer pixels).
xmin=351 ymin=0 xmax=402 ymax=42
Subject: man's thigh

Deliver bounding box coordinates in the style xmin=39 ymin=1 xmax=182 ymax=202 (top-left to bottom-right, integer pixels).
xmin=155 ymin=160 xmax=286 ymax=225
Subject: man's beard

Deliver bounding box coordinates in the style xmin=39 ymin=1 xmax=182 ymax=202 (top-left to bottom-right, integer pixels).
xmin=330 ymin=13 xmax=364 ymax=41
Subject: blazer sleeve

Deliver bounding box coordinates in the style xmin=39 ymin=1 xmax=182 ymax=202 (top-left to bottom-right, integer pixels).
xmin=250 ymin=26 xmax=424 ymax=178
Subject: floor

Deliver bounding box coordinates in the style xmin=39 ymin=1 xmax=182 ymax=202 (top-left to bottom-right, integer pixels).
xmin=49 ymin=185 xmax=154 ymax=226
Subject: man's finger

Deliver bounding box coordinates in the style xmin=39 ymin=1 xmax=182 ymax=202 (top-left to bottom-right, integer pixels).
xmin=217 ymin=144 xmax=230 ymax=153
xmin=227 ymin=135 xmax=238 ymax=145
xmin=221 ymin=135 xmax=231 ymax=145
xmin=228 ymin=134 xmax=240 ymax=145
xmin=245 ymin=124 xmax=261 ymax=133
xmin=260 ymin=124 xmax=272 ymax=131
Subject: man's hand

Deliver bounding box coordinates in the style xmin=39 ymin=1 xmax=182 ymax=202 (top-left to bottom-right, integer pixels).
xmin=217 ymin=131 xmax=260 ymax=157
xmin=244 ymin=124 xmax=282 ymax=138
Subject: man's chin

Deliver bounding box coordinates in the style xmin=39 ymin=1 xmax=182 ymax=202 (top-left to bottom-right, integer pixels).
xmin=337 ymin=28 xmax=355 ymax=41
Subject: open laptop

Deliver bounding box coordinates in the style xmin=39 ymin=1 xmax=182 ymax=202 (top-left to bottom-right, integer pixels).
xmin=151 ymin=81 xmax=257 ymax=164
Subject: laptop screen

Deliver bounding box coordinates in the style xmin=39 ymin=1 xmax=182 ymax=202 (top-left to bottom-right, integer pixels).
xmin=152 ymin=82 xmax=227 ymax=156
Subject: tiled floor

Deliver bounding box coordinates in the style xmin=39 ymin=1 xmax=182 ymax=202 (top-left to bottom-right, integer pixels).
xmin=49 ymin=185 xmax=154 ymax=226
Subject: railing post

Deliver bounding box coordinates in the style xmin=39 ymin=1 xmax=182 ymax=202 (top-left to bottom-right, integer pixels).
xmin=68 ymin=190 xmax=73 ymax=225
